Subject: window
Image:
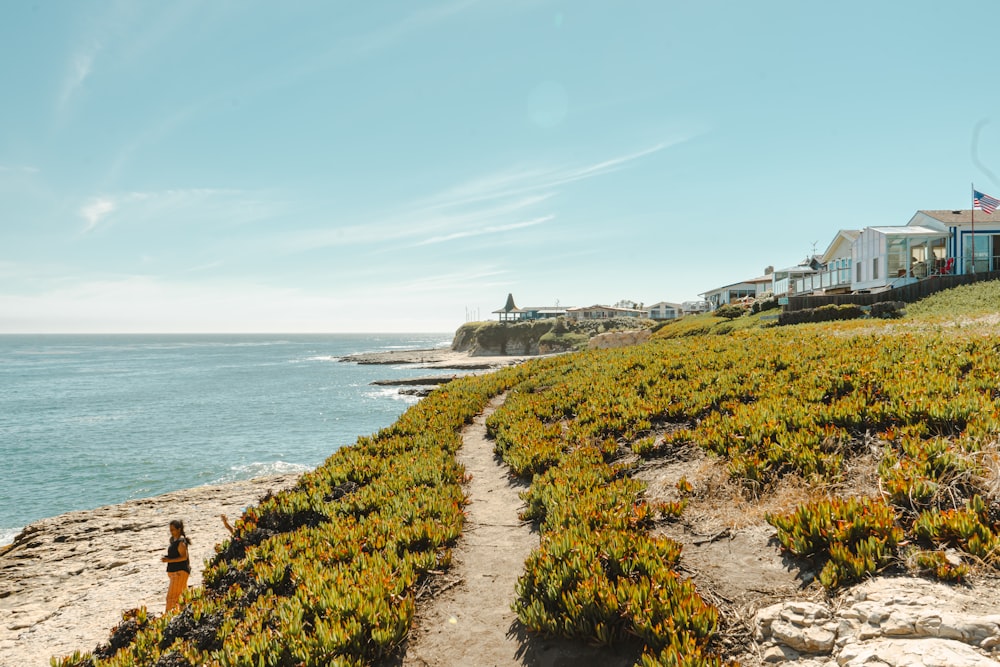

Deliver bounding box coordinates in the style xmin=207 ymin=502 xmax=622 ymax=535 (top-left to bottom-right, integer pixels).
xmin=887 ymin=238 xmax=906 ymax=278
xmin=872 ymin=257 xmax=879 ymax=280
xmin=856 ymin=261 xmax=862 ymax=282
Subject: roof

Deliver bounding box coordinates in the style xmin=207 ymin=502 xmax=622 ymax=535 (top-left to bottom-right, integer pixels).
xmin=866 ymin=225 xmax=949 ymax=237
xmin=567 ymin=304 xmax=643 ymax=312
xmin=821 ymin=229 xmax=860 ymax=263
xmin=492 ymin=293 xmax=520 ymax=314
xmin=773 ymin=264 xmax=818 ymax=275
xmin=916 ymin=209 xmax=1000 ymax=225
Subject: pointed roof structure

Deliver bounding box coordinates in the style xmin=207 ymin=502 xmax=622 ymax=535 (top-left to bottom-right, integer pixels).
xmin=492 ymin=293 xmax=523 ymax=321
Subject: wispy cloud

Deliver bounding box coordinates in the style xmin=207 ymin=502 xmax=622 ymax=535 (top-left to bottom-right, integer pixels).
xmin=421 ymin=140 xmax=681 ymax=211
xmin=77 ymin=188 xmax=277 ymax=235
xmin=59 ymin=43 xmax=101 ymax=110
xmin=80 ymin=197 xmax=116 ymax=232
xmin=347 ymin=0 xmax=482 ymax=57
xmin=415 ymin=215 xmax=554 ymax=246
xmin=0 ymin=164 xmax=40 ymax=175
xmin=281 ymin=140 xmax=682 ymax=255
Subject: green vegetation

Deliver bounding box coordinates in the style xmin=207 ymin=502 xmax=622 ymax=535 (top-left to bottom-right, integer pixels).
xmin=57 ymin=280 xmax=1000 ymax=666
xmin=453 ymin=316 xmax=656 ymax=354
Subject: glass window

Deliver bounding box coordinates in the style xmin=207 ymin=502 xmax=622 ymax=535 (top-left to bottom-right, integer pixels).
xmin=887 ymin=238 xmax=907 ymax=277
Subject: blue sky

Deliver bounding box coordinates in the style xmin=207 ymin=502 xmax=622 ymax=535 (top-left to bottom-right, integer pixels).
xmin=3 ymin=1 xmax=1000 ymax=333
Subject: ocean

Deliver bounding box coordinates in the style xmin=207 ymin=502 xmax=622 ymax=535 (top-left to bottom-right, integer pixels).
xmin=0 ymin=333 xmax=455 ymax=546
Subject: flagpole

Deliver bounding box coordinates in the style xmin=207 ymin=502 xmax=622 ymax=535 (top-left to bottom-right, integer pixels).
xmin=971 ymin=183 xmax=977 ymax=274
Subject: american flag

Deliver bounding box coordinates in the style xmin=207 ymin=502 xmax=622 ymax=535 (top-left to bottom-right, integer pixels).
xmin=974 ymin=189 xmax=1000 ymax=214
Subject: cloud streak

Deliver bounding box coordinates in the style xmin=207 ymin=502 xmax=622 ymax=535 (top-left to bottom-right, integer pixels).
xmin=283 ymin=140 xmax=681 ymax=255
xmin=59 ymin=43 xmax=101 ymax=110
xmin=76 ymin=188 xmax=277 ymax=235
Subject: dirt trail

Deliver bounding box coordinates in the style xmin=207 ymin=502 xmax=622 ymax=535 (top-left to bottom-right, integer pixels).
xmin=400 ymin=395 xmax=636 ymax=667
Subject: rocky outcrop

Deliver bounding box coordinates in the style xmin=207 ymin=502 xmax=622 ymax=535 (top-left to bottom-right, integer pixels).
xmin=587 ymin=329 xmax=651 ymax=350
xmin=754 ymin=578 xmax=1000 ymax=666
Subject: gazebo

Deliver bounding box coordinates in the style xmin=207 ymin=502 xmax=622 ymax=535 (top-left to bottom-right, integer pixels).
xmin=491 ymin=293 xmax=523 ymax=322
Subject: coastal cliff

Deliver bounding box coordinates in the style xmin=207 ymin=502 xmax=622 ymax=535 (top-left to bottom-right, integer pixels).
xmin=452 ymin=316 xmax=656 ymax=356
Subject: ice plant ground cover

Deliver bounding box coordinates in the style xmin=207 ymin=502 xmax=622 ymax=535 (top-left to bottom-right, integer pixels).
xmin=55 ymin=281 xmax=1000 ymax=666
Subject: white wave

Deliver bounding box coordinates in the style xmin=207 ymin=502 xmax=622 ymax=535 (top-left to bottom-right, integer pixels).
xmin=364 ymin=387 xmax=422 ymax=404
xmin=0 ymin=526 xmax=22 ymax=547
xmin=211 ymin=461 xmax=312 ymax=485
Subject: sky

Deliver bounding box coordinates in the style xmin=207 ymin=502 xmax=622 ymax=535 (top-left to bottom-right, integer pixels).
xmin=4 ymin=1 xmax=1000 ymax=333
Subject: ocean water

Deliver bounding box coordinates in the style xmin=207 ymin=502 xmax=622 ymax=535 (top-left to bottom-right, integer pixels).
xmin=0 ymin=333 xmax=455 ymax=545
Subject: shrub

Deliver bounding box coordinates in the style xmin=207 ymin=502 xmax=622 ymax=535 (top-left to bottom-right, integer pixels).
xmin=778 ymin=304 xmax=864 ymax=326
xmin=713 ymin=305 xmax=743 ymax=320
xmin=870 ymin=301 xmax=905 ymax=319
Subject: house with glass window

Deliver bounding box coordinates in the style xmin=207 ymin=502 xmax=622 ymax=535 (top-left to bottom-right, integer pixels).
xmin=699 ymin=274 xmax=773 ymax=309
xmin=565 ymin=304 xmax=645 ymax=320
xmin=850 ymin=209 xmax=1000 ymax=292
xmin=792 ymin=230 xmax=858 ymax=295
xmin=647 ymin=301 xmax=684 ymax=321
xmin=907 ymin=209 xmax=1000 ymax=274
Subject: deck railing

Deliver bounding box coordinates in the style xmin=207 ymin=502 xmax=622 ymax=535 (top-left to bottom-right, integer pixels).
xmin=784 ymin=271 xmax=1000 ymax=312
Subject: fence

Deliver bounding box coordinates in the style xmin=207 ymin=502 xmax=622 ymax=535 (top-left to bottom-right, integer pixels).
xmin=784 ymin=271 xmax=1000 ymax=312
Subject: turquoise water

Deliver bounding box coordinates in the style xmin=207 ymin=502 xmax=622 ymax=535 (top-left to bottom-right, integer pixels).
xmin=0 ymin=333 xmax=454 ymax=545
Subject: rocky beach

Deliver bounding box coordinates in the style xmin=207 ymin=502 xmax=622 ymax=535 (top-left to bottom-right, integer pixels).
xmin=0 ymin=474 xmax=301 ymax=666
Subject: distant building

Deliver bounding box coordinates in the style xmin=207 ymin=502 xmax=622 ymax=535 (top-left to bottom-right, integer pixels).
xmin=699 ymin=274 xmax=772 ymax=310
xmin=566 ymin=304 xmax=645 ymax=320
xmin=491 ymin=293 xmax=569 ymax=321
xmin=681 ymin=300 xmax=711 ymax=315
xmin=647 ymin=301 xmax=683 ymax=321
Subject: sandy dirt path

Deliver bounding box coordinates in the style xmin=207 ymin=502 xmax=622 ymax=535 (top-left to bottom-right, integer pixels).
xmin=400 ymin=395 xmax=635 ymax=667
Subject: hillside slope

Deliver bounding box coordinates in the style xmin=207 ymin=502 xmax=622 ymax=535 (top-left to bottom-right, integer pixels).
xmin=45 ymin=281 xmax=1000 ymax=667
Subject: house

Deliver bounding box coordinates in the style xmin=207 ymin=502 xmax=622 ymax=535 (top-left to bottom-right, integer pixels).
xmin=681 ymin=300 xmax=712 ymax=315
xmin=908 ymin=209 xmax=1000 ymax=274
xmin=792 ymin=230 xmax=859 ymax=295
xmin=851 ymin=224 xmax=949 ymax=291
xmin=647 ymin=301 xmax=684 ymax=321
xmin=849 ymin=209 xmax=1000 ymax=292
xmin=517 ymin=306 xmax=569 ymax=320
xmin=565 ymin=304 xmax=646 ymax=320
xmin=699 ymin=274 xmax=773 ymax=310
xmin=771 ymin=257 xmax=822 ymax=296
xmin=491 ymin=293 xmax=569 ymax=321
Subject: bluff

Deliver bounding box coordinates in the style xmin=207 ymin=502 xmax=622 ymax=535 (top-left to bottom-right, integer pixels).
xmin=451 ymin=316 xmax=657 ymax=356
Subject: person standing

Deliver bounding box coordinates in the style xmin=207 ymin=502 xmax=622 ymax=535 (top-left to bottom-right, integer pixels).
xmin=161 ymin=519 xmax=191 ymax=612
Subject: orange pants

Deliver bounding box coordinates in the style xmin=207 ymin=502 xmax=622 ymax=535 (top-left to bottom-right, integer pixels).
xmin=165 ymin=570 xmax=190 ymax=612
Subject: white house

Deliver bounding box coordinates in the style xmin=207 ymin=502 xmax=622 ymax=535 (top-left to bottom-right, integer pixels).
xmin=699 ymin=275 xmax=773 ymax=309
xmin=771 ymin=259 xmax=821 ymax=296
xmin=908 ymin=209 xmax=1000 ymax=274
xmin=565 ymin=304 xmax=645 ymax=320
xmin=851 ymin=224 xmax=949 ymax=292
xmin=792 ymin=230 xmax=859 ymax=295
xmin=647 ymin=301 xmax=684 ymax=321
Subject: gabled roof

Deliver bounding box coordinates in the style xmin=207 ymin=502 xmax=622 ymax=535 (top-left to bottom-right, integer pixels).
xmin=914 ymin=209 xmax=1000 ymax=225
xmin=820 ymin=230 xmax=860 ymax=264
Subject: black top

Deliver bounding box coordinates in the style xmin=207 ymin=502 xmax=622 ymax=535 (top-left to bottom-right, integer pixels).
xmin=166 ymin=537 xmax=190 ymax=573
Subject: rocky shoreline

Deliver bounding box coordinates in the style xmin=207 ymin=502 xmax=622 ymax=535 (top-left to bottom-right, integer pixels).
xmin=0 ymin=474 xmax=300 ymax=666
xmin=339 ymin=347 xmax=537 ymax=369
